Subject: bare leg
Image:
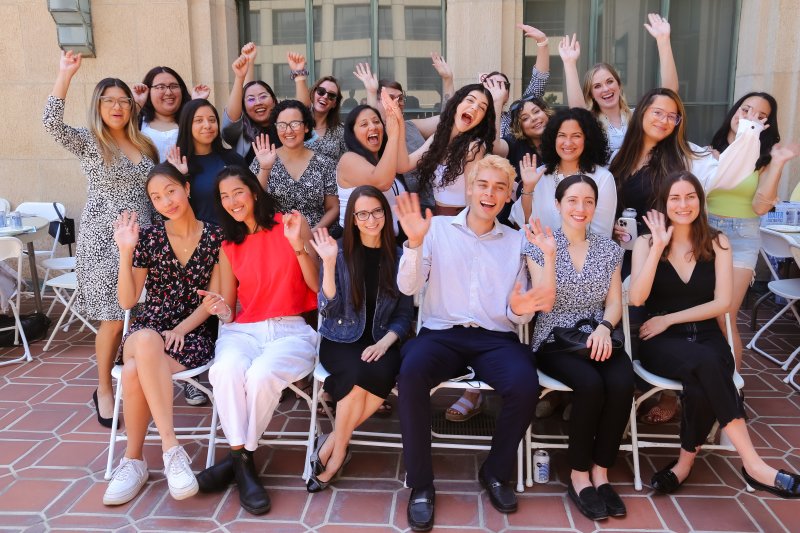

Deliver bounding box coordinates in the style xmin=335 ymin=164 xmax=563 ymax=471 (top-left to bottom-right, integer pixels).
xmin=120 ymin=359 xmax=151 ymax=459
xmin=96 ymin=320 xmax=124 ymax=419
xmin=716 ymin=267 xmax=753 ymax=371
xmin=722 ymin=418 xmax=780 ymax=485
xmin=571 ymin=470 xmax=592 ymax=492
xmin=670 ymin=448 xmax=698 ymax=483
xmin=590 ymin=464 xmax=609 ymax=487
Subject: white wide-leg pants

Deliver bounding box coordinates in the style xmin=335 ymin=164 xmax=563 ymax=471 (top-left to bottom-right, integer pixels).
xmin=209 ymin=316 xmax=317 ymax=451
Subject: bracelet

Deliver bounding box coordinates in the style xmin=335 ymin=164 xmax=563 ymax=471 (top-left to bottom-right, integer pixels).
xmin=599 ymin=319 xmax=614 ymax=332
xmin=215 ymin=303 xmax=232 ymax=321
xmin=536 ymin=38 xmax=549 ymax=47
xmin=520 ymin=190 xmax=534 ymax=196
xmin=290 ymin=68 xmax=309 ymax=80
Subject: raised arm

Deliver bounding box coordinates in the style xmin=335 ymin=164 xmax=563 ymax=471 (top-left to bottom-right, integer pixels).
xmin=309 ymin=228 xmax=339 ymax=301
xmin=752 ymin=143 xmax=800 ymax=215
xmin=288 ymin=52 xmax=311 ymax=107
xmin=644 ymin=13 xmax=678 ymax=93
xmin=431 ymin=52 xmax=455 ymax=107
xmin=44 ymin=51 xmax=92 ymax=157
xmin=113 ymin=211 xmax=148 ymax=310
xmin=284 ymin=210 xmax=320 ymax=292
xmin=558 ymin=34 xmax=587 ymax=109
xmin=628 ymin=210 xmax=672 ymax=306
xmin=223 ymin=53 xmax=250 ymax=128
xmin=354 ymin=62 xmax=379 ymax=110
xmin=241 ymin=42 xmax=257 ymax=85
xmin=517 ymin=219 xmax=557 ymax=317
xmin=395 ymin=192 xmax=433 ymax=295
xmin=250 ymin=134 xmax=278 ymax=190
xmin=517 ymin=24 xmax=551 ymax=99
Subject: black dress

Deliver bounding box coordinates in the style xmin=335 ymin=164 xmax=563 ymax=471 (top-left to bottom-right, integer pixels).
xmin=639 ymin=255 xmax=744 ymax=451
xmin=319 ymin=247 xmax=401 ymax=402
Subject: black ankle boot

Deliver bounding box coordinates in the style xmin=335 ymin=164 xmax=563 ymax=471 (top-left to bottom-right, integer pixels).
xmin=231 ymin=449 xmax=271 ymax=515
xmin=197 ymin=453 xmax=235 ymax=493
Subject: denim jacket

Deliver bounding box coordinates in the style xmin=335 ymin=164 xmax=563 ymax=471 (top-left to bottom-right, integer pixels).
xmin=319 ymin=243 xmax=413 ymax=343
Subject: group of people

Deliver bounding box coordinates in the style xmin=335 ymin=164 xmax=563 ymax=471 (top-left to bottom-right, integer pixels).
xmin=42 ymin=12 xmax=800 ymax=532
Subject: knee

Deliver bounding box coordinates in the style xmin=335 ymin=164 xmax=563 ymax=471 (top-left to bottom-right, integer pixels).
xmin=125 ymin=329 xmax=165 ymax=356
xmin=497 ymin=368 xmax=539 ymax=405
xmin=209 ymin=355 xmax=248 ymax=387
xmin=572 ymin=373 xmax=604 ymax=404
xmin=397 ymin=352 xmax=435 ymax=389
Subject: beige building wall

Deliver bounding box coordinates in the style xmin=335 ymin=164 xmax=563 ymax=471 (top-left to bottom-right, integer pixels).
xmin=734 ymin=0 xmax=800 ymax=198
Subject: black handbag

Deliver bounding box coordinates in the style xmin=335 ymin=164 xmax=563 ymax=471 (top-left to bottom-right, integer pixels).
xmin=546 ymin=318 xmax=624 ymax=358
xmin=0 ymin=312 xmax=52 ymax=346
xmin=48 ymin=202 xmax=76 ymax=255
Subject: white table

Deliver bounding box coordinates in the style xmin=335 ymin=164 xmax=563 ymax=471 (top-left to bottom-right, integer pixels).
xmin=0 ymin=216 xmax=49 ymax=313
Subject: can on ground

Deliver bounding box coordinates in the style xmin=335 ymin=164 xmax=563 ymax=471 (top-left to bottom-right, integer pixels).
xmin=533 ymin=449 xmax=550 ymax=483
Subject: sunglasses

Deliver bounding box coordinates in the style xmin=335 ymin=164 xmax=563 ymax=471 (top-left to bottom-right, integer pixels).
xmin=315 ymin=87 xmax=339 ymax=101
xmin=509 ymin=95 xmax=544 ymax=113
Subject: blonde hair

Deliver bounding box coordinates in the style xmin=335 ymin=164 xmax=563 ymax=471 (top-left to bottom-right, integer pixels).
xmin=582 ymin=63 xmax=632 ymax=125
xmin=467 ymin=155 xmax=517 ymax=189
xmin=88 ymin=78 xmax=158 ymax=165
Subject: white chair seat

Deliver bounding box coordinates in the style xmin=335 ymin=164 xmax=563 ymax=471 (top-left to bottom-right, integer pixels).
xmin=766 ymin=278 xmax=800 ymax=300
xmin=41 ymin=256 xmax=76 ymax=271
xmin=536 ymin=369 xmax=573 ymax=392
xmin=44 ymin=271 xmax=77 ymax=290
xmin=633 ymin=359 xmax=745 ymax=392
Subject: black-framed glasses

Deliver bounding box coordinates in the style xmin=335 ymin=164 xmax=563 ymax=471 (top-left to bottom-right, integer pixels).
xmin=315 ymin=87 xmax=339 ymax=101
xmin=151 ymin=83 xmax=181 ymax=92
xmin=275 ymin=120 xmax=305 ymax=132
xmin=99 ymin=96 xmax=133 ymax=109
xmin=354 ymin=207 xmax=385 ymax=221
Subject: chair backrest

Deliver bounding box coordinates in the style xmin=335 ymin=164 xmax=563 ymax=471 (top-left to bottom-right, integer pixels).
xmin=16 ymin=202 xmax=66 ymax=222
xmin=0 ymin=237 xmax=24 ymax=299
xmin=759 ymin=228 xmax=796 ymax=280
xmin=0 ymin=198 xmax=10 ymax=212
xmin=791 ymin=243 xmax=800 ymax=268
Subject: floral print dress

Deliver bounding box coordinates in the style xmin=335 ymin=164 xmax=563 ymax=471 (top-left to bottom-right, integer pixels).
xmin=117 ymin=223 xmax=223 ymax=368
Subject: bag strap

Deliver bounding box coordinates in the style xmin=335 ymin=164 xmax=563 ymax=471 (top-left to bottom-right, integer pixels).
xmin=52 ymin=202 xmax=65 ymax=222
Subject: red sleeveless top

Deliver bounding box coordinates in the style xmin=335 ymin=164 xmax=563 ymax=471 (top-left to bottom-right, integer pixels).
xmin=222 ymin=213 xmax=317 ymax=323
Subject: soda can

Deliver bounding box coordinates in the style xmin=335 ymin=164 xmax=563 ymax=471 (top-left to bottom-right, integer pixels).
xmin=10 ymin=212 xmax=22 ymax=229
xmin=533 ymin=449 xmax=550 ymax=483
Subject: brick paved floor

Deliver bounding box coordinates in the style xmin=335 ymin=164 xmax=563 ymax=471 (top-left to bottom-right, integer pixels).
xmin=1 ymin=298 xmax=799 ymax=532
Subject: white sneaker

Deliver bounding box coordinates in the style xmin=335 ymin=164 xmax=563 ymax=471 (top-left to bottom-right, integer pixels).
xmin=103 ymin=457 xmax=149 ymax=506
xmin=163 ymin=445 xmax=199 ymax=500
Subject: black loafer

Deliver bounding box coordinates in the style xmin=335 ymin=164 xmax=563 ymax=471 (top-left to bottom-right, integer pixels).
xmin=479 ymin=463 xmax=517 ymax=513
xmin=651 ymin=460 xmax=684 ymax=494
xmin=742 ymin=467 xmax=800 ymax=499
xmin=407 ymin=486 xmax=435 ymax=532
xmin=596 ymin=483 xmax=626 ymax=517
xmin=568 ymin=481 xmax=608 ymax=520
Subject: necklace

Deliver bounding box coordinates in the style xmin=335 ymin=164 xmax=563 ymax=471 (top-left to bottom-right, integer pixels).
xmin=554 ymin=164 xmax=579 ymax=184
xmin=603 ymin=112 xmax=626 ymax=132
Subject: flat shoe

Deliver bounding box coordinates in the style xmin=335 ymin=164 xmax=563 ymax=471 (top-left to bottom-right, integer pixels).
xmin=309 ymin=433 xmax=331 ymax=477
xmin=567 ymin=481 xmax=608 ymax=521
xmin=596 ymin=483 xmax=626 ymax=517
xmin=478 ymin=463 xmax=517 ymax=513
xmin=742 ymin=467 xmax=800 ymax=499
xmin=407 ymin=486 xmax=435 ymax=532
xmin=651 ymin=460 xmax=683 ymax=494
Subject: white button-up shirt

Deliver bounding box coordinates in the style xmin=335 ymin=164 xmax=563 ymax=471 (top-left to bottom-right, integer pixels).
xmin=397 ymin=208 xmax=532 ymax=333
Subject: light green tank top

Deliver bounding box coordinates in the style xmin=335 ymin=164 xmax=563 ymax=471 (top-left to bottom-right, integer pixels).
xmin=707 ymin=170 xmax=759 ymax=218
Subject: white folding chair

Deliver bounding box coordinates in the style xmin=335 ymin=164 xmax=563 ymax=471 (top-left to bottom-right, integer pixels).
xmin=16 ymin=202 xmax=73 ymax=303
xmin=0 ymin=198 xmax=10 ymax=213
xmin=747 ymin=229 xmax=800 ymax=369
xmin=0 ymin=237 xmax=32 ymax=366
xmin=781 ymin=244 xmax=800 ymax=391
xmin=43 ymin=256 xmax=76 ymax=315
xmin=104 ymin=292 xmax=219 ymax=479
xmin=42 ymin=272 xmax=97 ymax=351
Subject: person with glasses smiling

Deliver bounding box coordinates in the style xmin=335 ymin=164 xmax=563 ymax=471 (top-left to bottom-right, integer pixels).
xmin=287 ymin=52 xmax=348 ymax=161
xmin=43 ymin=50 xmax=159 ymax=429
xmin=249 ymin=100 xmax=338 ymax=231
xmin=304 ymin=185 xmax=413 ymax=493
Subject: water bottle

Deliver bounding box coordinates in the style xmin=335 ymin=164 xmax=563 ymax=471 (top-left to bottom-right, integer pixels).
xmin=0 ymin=210 xmax=6 ymax=228
xmin=534 ymin=449 xmax=550 ymax=483
xmin=10 ymin=212 xmax=22 ymax=229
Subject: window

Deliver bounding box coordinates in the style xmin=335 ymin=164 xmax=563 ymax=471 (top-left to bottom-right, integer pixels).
xmin=335 ymin=5 xmax=371 ymax=40
xmin=406 ymin=57 xmax=440 ymax=92
xmin=272 ymin=10 xmax=305 ymax=45
xmin=378 ymin=6 xmax=393 ymax=39
xmin=333 ymin=57 xmax=372 ymax=92
xmin=249 ymin=11 xmax=260 ymax=43
xmin=404 ymin=7 xmax=441 ymax=40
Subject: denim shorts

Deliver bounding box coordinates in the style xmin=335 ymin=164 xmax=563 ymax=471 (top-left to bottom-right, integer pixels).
xmin=707 ymin=213 xmax=761 ymax=271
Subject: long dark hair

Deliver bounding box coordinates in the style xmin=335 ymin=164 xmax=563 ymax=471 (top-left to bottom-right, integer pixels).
xmin=139 ymin=66 xmax=192 ymax=125
xmin=610 ymin=88 xmax=700 ymax=194
xmin=654 ymin=171 xmax=724 ymax=263
xmin=309 ymin=76 xmax=343 ymax=131
xmin=176 ymin=99 xmax=241 ymax=176
xmin=417 ymin=84 xmax=496 ymax=190
xmin=710 ymin=92 xmax=780 ymax=171
xmin=269 ymin=99 xmax=315 ymax=142
xmin=213 ymin=165 xmax=278 ymax=244
xmin=540 ymin=108 xmax=609 ymax=174
xmin=343 ymin=186 xmax=397 ymax=310
xmin=555 ymin=174 xmax=599 ymax=203
xmin=242 ymin=80 xmax=278 ymax=144
xmin=344 ymin=105 xmax=388 ymax=165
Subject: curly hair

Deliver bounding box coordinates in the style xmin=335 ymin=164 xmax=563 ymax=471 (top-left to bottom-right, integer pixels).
xmin=268 ymin=99 xmax=315 ymax=142
xmin=508 ymin=96 xmax=552 ymax=144
xmin=417 ymin=83 xmax=496 ymax=191
xmin=710 ymin=92 xmax=780 ymax=171
xmin=540 ymin=108 xmax=609 ymax=174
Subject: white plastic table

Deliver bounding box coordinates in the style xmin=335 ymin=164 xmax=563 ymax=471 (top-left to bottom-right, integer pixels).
xmin=0 ymin=216 xmax=49 ymax=313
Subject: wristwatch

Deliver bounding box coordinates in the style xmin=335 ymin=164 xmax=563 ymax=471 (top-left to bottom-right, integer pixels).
xmin=599 ymin=320 xmax=615 ymax=332
xmin=294 ymin=243 xmax=310 ymax=256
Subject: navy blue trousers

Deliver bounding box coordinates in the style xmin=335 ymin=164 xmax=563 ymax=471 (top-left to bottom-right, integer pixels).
xmin=398 ymin=326 xmax=539 ymax=488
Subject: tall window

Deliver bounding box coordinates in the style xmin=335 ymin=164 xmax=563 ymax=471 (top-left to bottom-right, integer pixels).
xmin=240 ymin=0 xmax=445 ymax=114
xmin=522 ymin=0 xmax=739 ymax=142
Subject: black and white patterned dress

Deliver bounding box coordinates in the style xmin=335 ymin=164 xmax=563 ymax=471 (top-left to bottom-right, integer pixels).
xmin=43 ymin=95 xmax=154 ymax=321
xmin=249 ymin=152 xmax=337 ymax=227
xmin=524 ymin=230 xmax=623 ymax=351
xmin=306 ymin=124 xmax=347 ymax=161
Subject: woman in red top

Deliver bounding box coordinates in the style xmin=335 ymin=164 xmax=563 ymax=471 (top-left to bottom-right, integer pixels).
xmin=194 ymin=166 xmax=319 ymax=515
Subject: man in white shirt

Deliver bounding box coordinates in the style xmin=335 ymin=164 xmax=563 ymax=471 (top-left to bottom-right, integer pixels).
xmin=394 ymin=155 xmax=556 ymax=531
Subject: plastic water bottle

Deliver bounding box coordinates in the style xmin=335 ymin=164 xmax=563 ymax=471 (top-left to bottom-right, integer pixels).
xmin=10 ymin=212 xmax=22 ymax=229
xmin=534 ymin=449 xmax=550 ymax=483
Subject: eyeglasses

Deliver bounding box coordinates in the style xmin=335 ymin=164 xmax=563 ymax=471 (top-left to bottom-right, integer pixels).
xmin=315 ymin=87 xmax=339 ymax=101
xmin=354 ymin=207 xmax=385 ymax=221
xmin=649 ymin=108 xmax=682 ymax=126
xmin=275 ymin=120 xmax=305 ymax=132
xmin=99 ymin=96 xmax=133 ymax=109
xmin=245 ymin=94 xmax=272 ymax=106
xmin=386 ymin=92 xmax=406 ymax=103
xmin=509 ymin=95 xmax=543 ymax=113
xmin=151 ymin=83 xmax=181 ymax=92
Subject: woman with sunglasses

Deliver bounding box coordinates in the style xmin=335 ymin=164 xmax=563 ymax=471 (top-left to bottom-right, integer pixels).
xmin=287 ymin=52 xmax=348 ymax=161
xmin=559 ymin=14 xmax=678 ymax=153
xmin=221 ymin=44 xmax=279 ymax=166
xmin=132 ymin=66 xmax=206 ymax=162
xmin=167 ymin=99 xmax=246 ymax=225
xmin=43 ymin=50 xmax=158 ymax=428
xmin=306 ymin=186 xmax=413 ymax=492
xmin=249 ymin=99 xmax=338 ymax=231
